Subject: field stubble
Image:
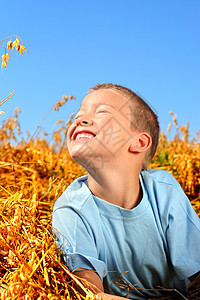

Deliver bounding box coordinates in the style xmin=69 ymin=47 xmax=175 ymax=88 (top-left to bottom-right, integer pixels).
xmin=0 ymin=107 xmax=199 ymax=299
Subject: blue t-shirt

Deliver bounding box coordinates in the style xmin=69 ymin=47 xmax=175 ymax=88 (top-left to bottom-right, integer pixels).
xmin=52 ymin=169 xmax=200 ymax=299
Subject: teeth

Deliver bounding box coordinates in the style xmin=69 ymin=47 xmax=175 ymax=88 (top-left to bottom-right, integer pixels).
xmin=75 ymin=133 xmax=94 ymax=140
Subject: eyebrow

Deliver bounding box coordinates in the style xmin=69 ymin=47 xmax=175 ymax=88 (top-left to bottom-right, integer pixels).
xmin=80 ymin=103 xmax=115 ymax=111
xmin=96 ymin=103 xmax=115 ymax=109
xmin=75 ymin=103 xmax=116 ymax=118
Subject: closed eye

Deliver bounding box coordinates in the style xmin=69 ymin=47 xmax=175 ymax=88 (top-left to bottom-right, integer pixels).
xmin=96 ymin=110 xmax=109 ymax=113
xmin=96 ymin=107 xmax=112 ymax=114
xmin=95 ymin=104 xmax=114 ymax=114
xmin=74 ymin=113 xmax=83 ymax=120
xmin=75 ymin=115 xmax=82 ymax=120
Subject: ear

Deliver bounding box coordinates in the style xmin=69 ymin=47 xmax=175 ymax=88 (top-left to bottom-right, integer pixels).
xmin=129 ymin=132 xmax=152 ymax=153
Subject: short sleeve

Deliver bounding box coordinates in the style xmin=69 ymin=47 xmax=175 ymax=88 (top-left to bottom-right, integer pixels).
xmin=166 ymin=185 xmax=200 ymax=280
xmin=52 ymin=205 xmax=107 ymax=280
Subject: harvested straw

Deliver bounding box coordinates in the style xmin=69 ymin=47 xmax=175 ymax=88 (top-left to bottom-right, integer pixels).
xmin=0 ymin=111 xmax=199 ymax=299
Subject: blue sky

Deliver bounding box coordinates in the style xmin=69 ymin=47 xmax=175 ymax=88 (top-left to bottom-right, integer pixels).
xmin=1 ymin=0 xmax=199 ymax=141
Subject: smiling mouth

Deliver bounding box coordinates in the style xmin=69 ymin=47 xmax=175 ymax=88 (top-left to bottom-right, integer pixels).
xmin=73 ymin=131 xmax=96 ymax=141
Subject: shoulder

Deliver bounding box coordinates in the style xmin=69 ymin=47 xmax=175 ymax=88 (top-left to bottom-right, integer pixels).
xmin=141 ymin=168 xmax=180 ymax=190
xmin=53 ymin=174 xmax=91 ymax=213
xmin=141 ymin=169 xmax=199 ymax=224
xmin=140 ymin=169 xmax=186 ymax=214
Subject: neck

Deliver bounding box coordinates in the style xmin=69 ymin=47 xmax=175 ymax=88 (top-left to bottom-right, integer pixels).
xmin=87 ymin=162 xmax=142 ymax=210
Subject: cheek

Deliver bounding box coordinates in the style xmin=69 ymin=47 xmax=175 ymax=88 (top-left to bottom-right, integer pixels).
xmin=67 ymin=124 xmax=75 ymax=141
xmin=98 ymin=120 xmax=132 ymax=153
xmin=66 ymin=126 xmax=76 ymax=156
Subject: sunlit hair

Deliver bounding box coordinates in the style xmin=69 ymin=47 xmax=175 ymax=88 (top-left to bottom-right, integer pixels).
xmin=89 ymin=83 xmax=160 ymax=169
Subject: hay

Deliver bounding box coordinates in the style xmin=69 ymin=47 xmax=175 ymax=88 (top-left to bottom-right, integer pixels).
xmin=0 ymin=112 xmax=199 ymax=299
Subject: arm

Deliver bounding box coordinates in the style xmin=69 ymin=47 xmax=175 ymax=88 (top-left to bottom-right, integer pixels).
xmin=73 ymin=270 xmax=128 ymax=300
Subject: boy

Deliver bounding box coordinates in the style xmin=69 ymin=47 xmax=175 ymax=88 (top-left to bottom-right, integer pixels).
xmin=52 ymin=83 xmax=200 ymax=299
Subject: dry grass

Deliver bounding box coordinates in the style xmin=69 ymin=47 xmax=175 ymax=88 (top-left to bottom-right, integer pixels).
xmin=1 ymin=35 xmax=27 ymax=116
xmin=1 ymin=35 xmax=27 ymax=70
xmin=0 ymin=108 xmax=199 ymax=299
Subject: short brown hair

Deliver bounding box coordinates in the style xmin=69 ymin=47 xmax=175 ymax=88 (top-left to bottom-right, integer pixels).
xmin=89 ymin=83 xmax=160 ymax=169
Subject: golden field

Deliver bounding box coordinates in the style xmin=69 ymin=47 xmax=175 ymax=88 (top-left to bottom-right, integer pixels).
xmin=0 ymin=108 xmax=200 ymax=299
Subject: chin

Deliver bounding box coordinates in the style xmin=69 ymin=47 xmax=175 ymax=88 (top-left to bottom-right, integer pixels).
xmin=68 ymin=150 xmax=82 ymax=163
xmin=69 ymin=143 xmax=88 ymax=159
xmin=68 ymin=148 xmax=89 ymax=166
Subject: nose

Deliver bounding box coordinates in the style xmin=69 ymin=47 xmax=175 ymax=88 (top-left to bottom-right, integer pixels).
xmin=75 ymin=115 xmax=93 ymax=127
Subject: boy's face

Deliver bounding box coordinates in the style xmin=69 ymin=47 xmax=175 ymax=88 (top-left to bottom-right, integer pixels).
xmin=67 ymin=89 xmax=137 ymax=170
